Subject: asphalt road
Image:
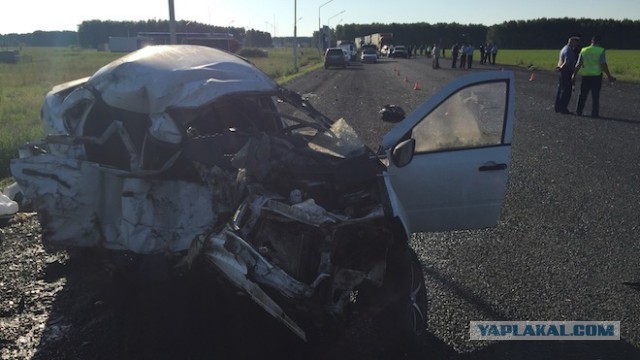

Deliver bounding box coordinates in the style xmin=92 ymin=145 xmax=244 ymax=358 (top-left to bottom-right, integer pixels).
xmin=286 ymin=55 xmax=640 ymax=359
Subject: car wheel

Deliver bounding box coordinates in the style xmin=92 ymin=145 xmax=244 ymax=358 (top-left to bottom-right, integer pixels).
xmin=376 ymin=244 xmax=428 ymax=349
xmin=394 ymin=247 xmax=427 ymax=339
xmin=332 ymin=243 xmax=427 ymax=357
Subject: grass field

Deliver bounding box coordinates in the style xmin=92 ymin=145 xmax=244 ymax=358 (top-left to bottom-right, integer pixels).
xmin=0 ymin=46 xmax=638 ymax=181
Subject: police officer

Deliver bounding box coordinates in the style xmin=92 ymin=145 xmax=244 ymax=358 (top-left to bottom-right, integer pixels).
xmin=572 ymin=35 xmax=616 ymax=118
xmin=554 ymin=35 xmax=580 ymax=114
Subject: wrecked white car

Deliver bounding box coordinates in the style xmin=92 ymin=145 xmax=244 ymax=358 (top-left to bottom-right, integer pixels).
xmin=11 ymin=45 xmax=514 ymax=344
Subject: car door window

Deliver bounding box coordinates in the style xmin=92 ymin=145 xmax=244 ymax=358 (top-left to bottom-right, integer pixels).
xmin=411 ymin=82 xmax=507 ymax=153
xmin=382 ymin=71 xmax=514 ymax=234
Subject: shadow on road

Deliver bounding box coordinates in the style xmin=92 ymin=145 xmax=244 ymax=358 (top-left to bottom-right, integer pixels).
xmin=594 ymin=116 xmax=640 ymax=125
xmin=30 ymin=251 xmax=640 ymax=360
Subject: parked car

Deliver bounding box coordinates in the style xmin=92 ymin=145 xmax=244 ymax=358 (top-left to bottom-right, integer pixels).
xmin=360 ymin=47 xmax=378 ymax=63
xmin=361 ymin=44 xmax=378 ymax=57
xmin=390 ymin=45 xmax=408 ymax=58
xmin=11 ymin=45 xmax=515 ymax=349
xmin=324 ymin=47 xmax=347 ymax=69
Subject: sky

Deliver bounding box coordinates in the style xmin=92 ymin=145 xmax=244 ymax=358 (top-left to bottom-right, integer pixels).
xmin=1 ymin=0 xmax=639 ymax=37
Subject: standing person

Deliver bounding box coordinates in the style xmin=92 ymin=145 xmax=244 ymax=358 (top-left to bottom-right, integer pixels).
xmin=554 ymin=35 xmax=580 ymax=114
xmin=451 ymin=43 xmax=460 ymax=68
xmin=490 ymin=43 xmax=498 ymax=64
xmin=479 ymin=43 xmax=486 ymax=64
xmin=572 ymin=35 xmax=616 ymax=118
xmin=465 ymin=43 xmax=474 ymax=69
xmin=459 ymin=43 xmax=467 ymax=69
xmin=432 ymin=43 xmax=440 ymax=69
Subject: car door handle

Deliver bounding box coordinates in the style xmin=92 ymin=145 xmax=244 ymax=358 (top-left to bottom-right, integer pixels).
xmin=478 ymin=163 xmax=507 ymax=171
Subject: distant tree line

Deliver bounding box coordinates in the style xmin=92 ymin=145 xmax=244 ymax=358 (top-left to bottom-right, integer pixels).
xmin=0 ymin=20 xmax=272 ymax=49
xmin=486 ymin=18 xmax=640 ymax=49
xmin=2 ymin=18 xmax=639 ymax=50
xmin=0 ymin=31 xmax=78 ymax=48
xmin=333 ymin=18 xmax=640 ymax=49
xmin=333 ymin=22 xmax=486 ymax=48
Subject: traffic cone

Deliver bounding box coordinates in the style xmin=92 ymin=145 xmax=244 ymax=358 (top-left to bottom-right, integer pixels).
xmin=529 ymin=72 xmax=536 ymax=81
xmin=414 ymin=81 xmax=421 ymax=90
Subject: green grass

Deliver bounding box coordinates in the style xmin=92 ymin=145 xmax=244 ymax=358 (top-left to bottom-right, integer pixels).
xmin=493 ymin=49 xmax=640 ymax=83
xmin=251 ymin=47 xmax=324 ymax=83
xmin=0 ymin=47 xmax=123 ymax=180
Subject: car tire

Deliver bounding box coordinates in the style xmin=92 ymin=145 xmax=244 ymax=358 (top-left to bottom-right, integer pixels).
xmin=377 ymin=244 xmax=428 ymax=350
xmin=329 ymin=243 xmax=428 ymax=357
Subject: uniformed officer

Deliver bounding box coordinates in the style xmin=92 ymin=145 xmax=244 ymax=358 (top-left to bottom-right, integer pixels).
xmin=572 ymin=35 xmax=616 ymax=118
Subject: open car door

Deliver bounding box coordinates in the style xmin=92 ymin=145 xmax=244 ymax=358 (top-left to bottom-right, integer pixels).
xmin=381 ymin=71 xmax=515 ymax=234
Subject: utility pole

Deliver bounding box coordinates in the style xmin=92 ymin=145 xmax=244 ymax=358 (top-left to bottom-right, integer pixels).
xmin=293 ymin=0 xmax=298 ymax=72
xmin=318 ymin=0 xmax=334 ymax=51
xmin=168 ymin=0 xmax=177 ymax=44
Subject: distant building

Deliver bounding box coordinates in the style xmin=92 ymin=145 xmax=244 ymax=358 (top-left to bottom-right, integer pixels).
xmin=271 ymin=37 xmax=314 ymax=48
xmin=138 ymin=32 xmax=241 ymax=52
xmin=0 ymin=50 xmax=20 ymax=63
xmin=108 ymin=32 xmax=241 ymax=53
xmin=108 ymin=37 xmax=139 ymax=52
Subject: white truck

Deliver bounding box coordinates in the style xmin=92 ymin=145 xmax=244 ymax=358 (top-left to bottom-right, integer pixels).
xmin=337 ymin=40 xmax=357 ymax=61
xmin=368 ymin=33 xmax=394 ymax=56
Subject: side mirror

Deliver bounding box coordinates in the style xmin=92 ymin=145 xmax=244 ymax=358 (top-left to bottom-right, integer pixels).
xmin=379 ymin=104 xmax=405 ymax=123
xmin=391 ymin=138 xmax=415 ymax=167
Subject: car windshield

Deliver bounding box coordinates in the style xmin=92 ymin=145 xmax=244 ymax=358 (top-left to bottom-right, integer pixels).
xmin=273 ymin=91 xmax=368 ymax=158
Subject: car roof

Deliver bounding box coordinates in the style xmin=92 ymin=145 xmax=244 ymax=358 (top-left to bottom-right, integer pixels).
xmin=84 ymin=45 xmax=278 ymax=114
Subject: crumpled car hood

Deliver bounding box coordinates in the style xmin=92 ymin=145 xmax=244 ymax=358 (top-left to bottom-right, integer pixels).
xmin=87 ymin=45 xmax=278 ymax=114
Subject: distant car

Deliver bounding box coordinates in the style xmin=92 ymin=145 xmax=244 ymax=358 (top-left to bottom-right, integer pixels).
xmin=11 ymin=44 xmax=516 ymax=350
xmin=390 ymin=45 xmax=408 ymax=58
xmin=361 ymin=48 xmax=378 ymax=63
xmin=324 ymin=47 xmax=347 ymax=69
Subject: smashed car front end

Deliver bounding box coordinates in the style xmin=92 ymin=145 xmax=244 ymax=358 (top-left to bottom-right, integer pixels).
xmin=11 ymin=45 xmax=409 ymax=341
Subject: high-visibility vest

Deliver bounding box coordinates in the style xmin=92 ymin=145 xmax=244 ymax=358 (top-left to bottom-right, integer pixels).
xmin=580 ymin=45 xmax=605 ymax=76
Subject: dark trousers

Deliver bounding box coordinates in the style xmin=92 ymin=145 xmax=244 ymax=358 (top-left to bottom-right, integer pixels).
xmin=451 ymin=53 xmax=458 ymax=68
xmin=466 ymin=55 xmax=473 ymax=69
xmin=460 ymin=54 xmax=466 ymax=68
xmin=576 ymin=74 xmax=602 ymax=117
xmin=554 ymin=70 xmax=573 ymax=112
